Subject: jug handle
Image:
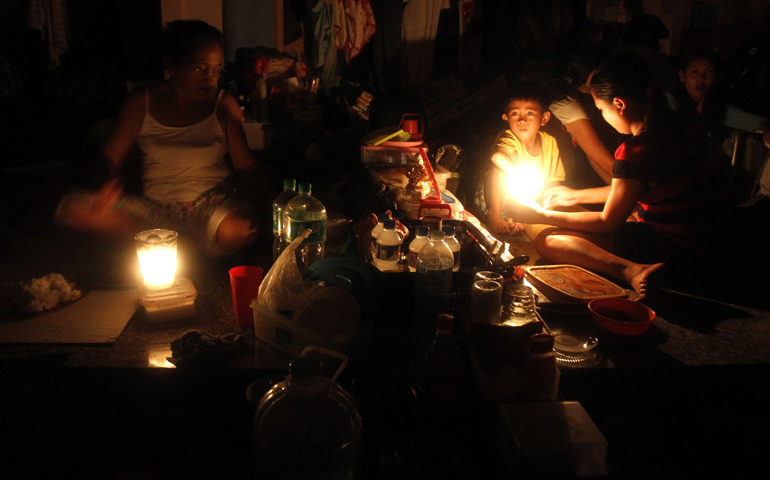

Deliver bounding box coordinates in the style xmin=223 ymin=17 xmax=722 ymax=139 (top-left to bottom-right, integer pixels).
xmin=301 ymin=346 xmax=348 ymax=383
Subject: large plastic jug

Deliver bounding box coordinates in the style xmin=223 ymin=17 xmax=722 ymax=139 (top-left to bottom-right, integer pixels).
xmin=253 ymin=354 xmax=362 ymax=479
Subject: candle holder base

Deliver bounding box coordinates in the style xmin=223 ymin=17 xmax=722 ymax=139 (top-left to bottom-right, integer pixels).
xmin=139 ymin=277 xmax=197 ymax=323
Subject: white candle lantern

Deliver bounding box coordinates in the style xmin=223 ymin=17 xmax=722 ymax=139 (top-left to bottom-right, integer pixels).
xmin=135 ymin=229 xmax=178 ymax=290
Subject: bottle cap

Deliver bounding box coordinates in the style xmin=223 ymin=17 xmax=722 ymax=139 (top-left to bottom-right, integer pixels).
xmin=428 ymin=230 xmax=446 ymax=241
xmin=377 ymin=212 xmax=392 ymax=222
xmin=528 ymin=334 xmax=555 ymax=354
xmin=283 ymin=179 xmax=297 ymax=189
xmin=383 ymin=219 xmax=397 ymax=230
xmin=289 ymin=356 xmax=323 ymax=384
xmin=441 ymin=225 xmax=455 ymax=236
xmin=415 ymin=225 xmax=429 ymax=237
xmin=436 ymin=313 xmax=454 ymax=332
xmin=298 ymin=182 xmax=312 ymax=194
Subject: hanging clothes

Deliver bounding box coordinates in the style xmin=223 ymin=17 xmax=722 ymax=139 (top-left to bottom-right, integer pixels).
xmin=401 ymin=0 xmax=450 ymax=86
xmin=27 ymin=0 xmax=69 ymax=70
xmin=333 ymin=0 xmax=377 ymax=64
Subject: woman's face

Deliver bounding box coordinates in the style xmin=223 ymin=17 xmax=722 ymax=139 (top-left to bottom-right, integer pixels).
xmin=679 ymin=58 xmax=716 ymax=104
xmin=168 ymin=40 xmax=224 ymax=101
xmin=592 ymin=93 xmax=633 ymax=135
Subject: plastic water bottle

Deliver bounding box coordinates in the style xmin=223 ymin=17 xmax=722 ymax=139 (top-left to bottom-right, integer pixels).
xmin=415 ymin=230 xmax=454 ymax=316
xmin=374 ymin=219 xmax=402 ymax=271
xmin=407 ymin=225 xmax=430 ymax=272
xmin=285 ymin=182 xmax=327 ymax=268
xmin=369 ymin=212 xmax=391 ymax=262
xmin=441 ymin=225 xmax=461 ymax=272
xmin=253 ymin=356 xmax=363 ymax=479
xmin=272 ymin=179 xmax=298 ymax=262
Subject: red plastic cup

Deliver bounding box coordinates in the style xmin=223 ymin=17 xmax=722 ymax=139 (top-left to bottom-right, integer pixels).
xmin=229 ymin=266 xmax=264 ymax=327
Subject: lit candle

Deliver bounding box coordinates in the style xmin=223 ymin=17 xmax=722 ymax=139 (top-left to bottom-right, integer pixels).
xmin=135 ymin=229 xmax=178 ymax=290
xmin=506 ymin=164 xmax=544 ymax=202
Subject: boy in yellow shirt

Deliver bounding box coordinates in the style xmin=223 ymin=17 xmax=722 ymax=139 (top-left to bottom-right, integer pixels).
xmin=477 ymin=86 xmax=565 ymax=236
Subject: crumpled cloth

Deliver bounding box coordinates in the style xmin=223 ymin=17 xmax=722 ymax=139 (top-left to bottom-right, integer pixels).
xmin=167 ymin=330 xmax=244 ymax=368
xmin=334 ymin=0 xmax=377 ymax=64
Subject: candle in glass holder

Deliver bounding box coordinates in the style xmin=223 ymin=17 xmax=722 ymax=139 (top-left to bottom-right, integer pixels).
xmin=135 ymin=229 xmax=178 ymax=290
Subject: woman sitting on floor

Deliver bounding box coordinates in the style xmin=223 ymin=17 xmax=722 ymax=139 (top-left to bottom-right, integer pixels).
xmin=506 ymin=53 xmax=733 ymax=299
xmin=57 ymin=20 xmax=273 ymax=256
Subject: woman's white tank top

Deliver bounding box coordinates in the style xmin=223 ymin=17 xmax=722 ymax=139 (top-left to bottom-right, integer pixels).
xmin=138 ymin=89 xmax=231 ymax=203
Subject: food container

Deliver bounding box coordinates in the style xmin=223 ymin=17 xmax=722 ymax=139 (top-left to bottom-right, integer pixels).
xmin=139 ymin=277 xmax=197 ymax=322
xmin=525 ymin=265 xmax=627 ymax=304
xmin=588 ymin=297 xmax=655 ymax=336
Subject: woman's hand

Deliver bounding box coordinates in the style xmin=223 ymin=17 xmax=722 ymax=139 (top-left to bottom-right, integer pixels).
xmin=543 ymin=186 xmax=581 ymax=208
xmin=93 ymin=179 xmax=124 ymax=214
xmin=505 ymin=198 xmax=545 ymax=225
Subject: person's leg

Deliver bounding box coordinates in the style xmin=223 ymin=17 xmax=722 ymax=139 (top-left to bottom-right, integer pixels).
xmin=534 ymin=227 xmax=665 ymax=299
xmin=215 ymin=214 xmax=258 ymax=255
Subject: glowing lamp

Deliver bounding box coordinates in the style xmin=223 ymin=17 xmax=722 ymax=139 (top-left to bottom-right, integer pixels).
xmin=506 ymin=164 xmax=544 ymax=201
xmin=135 ymin=229 xmax=197 ymax=323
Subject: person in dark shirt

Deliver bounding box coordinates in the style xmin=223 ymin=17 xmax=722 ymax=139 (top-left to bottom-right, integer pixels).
xmin=505 ymin=53 xmax=732 ymax=300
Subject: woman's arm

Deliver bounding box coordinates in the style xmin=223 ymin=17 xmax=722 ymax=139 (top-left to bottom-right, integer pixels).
xmin=563 ymin=119 xmax=614 ymax=184
xmin=102 ymin=89 xmax=146 ymax=177
xmin=218 ymin=92 xmax=275 ymax=211
xmin=511 ymin=178 xmax=643 ymax=233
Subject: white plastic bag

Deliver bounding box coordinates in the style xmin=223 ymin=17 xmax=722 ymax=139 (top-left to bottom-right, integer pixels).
xmin=257 ymin=230 xmax=325 ymax=312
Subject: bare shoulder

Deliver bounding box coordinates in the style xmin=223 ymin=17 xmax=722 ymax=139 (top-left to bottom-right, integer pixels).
xmin=217 ymin=91 xmax=244 ymax=126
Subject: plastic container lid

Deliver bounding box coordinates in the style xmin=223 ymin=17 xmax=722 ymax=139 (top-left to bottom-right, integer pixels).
xmin=415 ymin=225 xmax=429 ymax=237
xmin=383 ymin=219 xmax=397 ymax=230
xmin=441 ymin=225 xmax=455 ymax=236
xmin=283 ymin=178 xmax=296 ymax=189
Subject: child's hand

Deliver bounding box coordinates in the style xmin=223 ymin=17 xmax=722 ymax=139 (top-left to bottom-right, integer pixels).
xmin=511 ymin=222 xmax=526 ymax=235
xmin=543 ymin=186 xmax=580 ymax=208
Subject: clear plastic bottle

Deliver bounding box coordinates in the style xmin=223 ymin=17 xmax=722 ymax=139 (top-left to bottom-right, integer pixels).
xmin=441 ymin=225 xmax=461 ymax=272
xmin=374 ymin=219 xmax=402 ymax=272
xmin=416 ymin=314 xmax=468 ymax=416
xmin=414 ymin=230 xmax=454 ymax=316
xmin=285 ymin=183 xmax=327 ymax=268
xmin=407 ymin=225 xmax=430 ymax=272
xmin=253 ymin=356 xmax=363 ymax=479
xmin=369 ymin=212 xmax=391 ymax=262
xmin=272 ymin=179 xmax=298 ymax=262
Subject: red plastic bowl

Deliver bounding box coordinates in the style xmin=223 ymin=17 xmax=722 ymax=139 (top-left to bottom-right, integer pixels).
xmin=588 ymin=298 xmax=656 ymax=336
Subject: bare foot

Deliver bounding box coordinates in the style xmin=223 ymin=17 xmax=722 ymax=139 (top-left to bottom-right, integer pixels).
xmin=625 ymin=263 xmax=666 ymax=300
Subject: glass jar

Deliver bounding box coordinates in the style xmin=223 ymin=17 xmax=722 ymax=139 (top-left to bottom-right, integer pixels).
xmin=253 ymin=356 xmax=363 ymax=479
xmin=502 ymin=284 xmax=536 ymax=326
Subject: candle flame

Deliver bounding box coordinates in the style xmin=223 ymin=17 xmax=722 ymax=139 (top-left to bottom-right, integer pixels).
xmin=506 ymin=164 xmax=544 ymax=201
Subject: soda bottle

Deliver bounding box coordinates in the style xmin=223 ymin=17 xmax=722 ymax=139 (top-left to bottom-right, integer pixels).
xmin=272 ymin=179 xmax=299 ymax=262
xmin=374 ymin=219 xmax=402 ymax=271
xmin=416 ymin=314 xmax=468 ymax=417
xmin=414 ymin=230 xmax=453 ymax=316
xmin=407 ymin=225 xmax=430 ymax=272
xmin=253 ymin=356 xmax=363 ymax=479
xmin=441 ymin=225 xmax=461 ymax=271
xmin=285 ymin=183 xmax=327 ymax=268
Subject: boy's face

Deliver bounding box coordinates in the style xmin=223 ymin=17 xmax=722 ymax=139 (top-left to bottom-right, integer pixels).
xmin=503 ymin=99 xmax=550 ymax=144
